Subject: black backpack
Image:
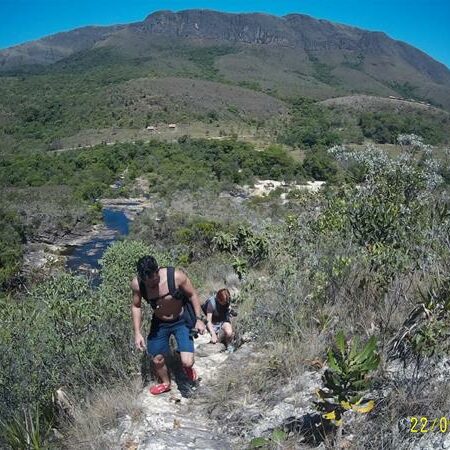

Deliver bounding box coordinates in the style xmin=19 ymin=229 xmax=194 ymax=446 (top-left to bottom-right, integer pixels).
xmin=139 ymin=266 xmax=197 ymax=331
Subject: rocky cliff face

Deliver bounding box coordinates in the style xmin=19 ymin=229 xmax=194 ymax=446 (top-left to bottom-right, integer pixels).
xmin=137 ymin=10 xmax=294 ymax=46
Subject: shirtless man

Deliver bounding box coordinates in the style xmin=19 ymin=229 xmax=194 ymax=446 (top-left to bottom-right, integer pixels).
xmin=131 ymin=255 xmax=206 ymax=395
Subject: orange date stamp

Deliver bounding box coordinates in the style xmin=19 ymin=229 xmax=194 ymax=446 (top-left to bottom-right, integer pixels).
xmin=410 ymin=417 xmax=450 ymax=433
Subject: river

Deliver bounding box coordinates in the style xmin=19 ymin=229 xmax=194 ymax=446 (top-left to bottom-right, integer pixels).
xmin=65 ymin=208 xmax=130 ymax=283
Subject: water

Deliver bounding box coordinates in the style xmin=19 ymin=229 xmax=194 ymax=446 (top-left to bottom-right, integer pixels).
xmin=66 ymin=208 xmax=130 ymax=280
xmin=103 ymin=208 xmax=129 ymax=235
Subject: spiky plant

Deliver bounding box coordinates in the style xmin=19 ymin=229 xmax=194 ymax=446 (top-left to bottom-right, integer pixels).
xmin=315 ymin=331 xmax=379 ymax=428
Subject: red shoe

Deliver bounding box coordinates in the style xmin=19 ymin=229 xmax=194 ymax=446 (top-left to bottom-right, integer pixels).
xmin=183 ymin=366 xmax=198 ymax=382
xmin=149 ymin=383 xmax=171 ymax=395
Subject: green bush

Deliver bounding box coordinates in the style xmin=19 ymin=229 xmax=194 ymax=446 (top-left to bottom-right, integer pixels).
xmin=0 ymin=208 xmax=25 ymax=287
xmin=280 ymin=98 xmax=344 ymax=149
xmin=302 ymin=149 xmax=340 ymax=181
xmin=359 ymin=111 xmax=448 ymax=144
xmin=0 ymin=240 xmax=172 ymax=435
xmin=99 ymin=239 xmax=170 ymax=299
xmin=0 ymin=139 xmax=301 ymax=197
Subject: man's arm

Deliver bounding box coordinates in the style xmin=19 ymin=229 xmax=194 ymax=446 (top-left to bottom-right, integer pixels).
xmin=131 ymin=277 xmax=146 ymax=350
xmin=177 ymin=270 xmax=206 ymax=334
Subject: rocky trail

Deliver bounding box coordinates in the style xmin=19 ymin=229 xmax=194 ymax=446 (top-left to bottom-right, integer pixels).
xmin=114 ymin=331 xmax=329 ymax=450
xmin=118 ymin=334 xmax=235 ymax=450
xmin=113 ymin=332 xmax=450 ymax=450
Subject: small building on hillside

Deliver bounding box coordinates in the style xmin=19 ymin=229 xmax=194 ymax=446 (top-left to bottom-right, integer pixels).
xmin=168 ymin=123 xmax=177 ymax=129
xmin=146 ymin=125 xmax=156 ymax=131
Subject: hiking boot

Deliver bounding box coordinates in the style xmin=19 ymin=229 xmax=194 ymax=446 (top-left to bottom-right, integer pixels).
xmin=183 ymin=366 xmax=198 ymax=382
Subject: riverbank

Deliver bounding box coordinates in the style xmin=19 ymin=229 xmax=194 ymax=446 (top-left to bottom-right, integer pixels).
xmin=21 ymin=197 xmax=154 ymax=280
xmin=20 ymin=181 xmax=324 ymax=281
xmin=100 ymin=197 xmax=154 ymax=219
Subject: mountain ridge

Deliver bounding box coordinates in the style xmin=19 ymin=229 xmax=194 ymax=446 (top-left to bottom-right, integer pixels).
xmin=1 ymin=9 xmax=450 ymax=109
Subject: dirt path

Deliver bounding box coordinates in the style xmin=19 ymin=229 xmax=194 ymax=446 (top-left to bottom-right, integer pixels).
xmin=119 ymin=334 xmax=234 ymax=450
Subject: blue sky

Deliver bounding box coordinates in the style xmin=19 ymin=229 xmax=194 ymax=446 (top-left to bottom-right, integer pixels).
xmin=1 ymin=0 xmax=449 ymax=68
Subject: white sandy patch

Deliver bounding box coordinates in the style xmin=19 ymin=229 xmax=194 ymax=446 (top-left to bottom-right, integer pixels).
xmin=247 ymin=179 xmax=325 ymax=199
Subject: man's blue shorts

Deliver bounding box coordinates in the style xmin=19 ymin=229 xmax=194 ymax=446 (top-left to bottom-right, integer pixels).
xmin=147 ymin=318 xmax=194 ymax=357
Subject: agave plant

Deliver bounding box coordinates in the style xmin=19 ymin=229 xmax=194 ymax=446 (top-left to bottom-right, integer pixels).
xmin=315 ymin=331 xmax=379 ymax=427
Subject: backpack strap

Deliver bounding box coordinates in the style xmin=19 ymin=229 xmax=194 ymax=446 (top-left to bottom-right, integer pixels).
xmin=168 ymin=266 xmax=196 ymax=328
xmin=139 ymin=279 xmax=147 ymax=300
xmin=167 ymin=266 xmax=189 ymax=305
xmin=201 ymin=296 xmax=213 ymax=315
xmin=209 ymin=296 xmax=217 ymax=312
xmin=139 ymin=267 xmax=170 ymax=309
xmin=209 ymin=294 xmax=231 ymax=322
xmin=139 ymin=267 xmax=187 ymax=309
xmin=167 ymin=266 xmax=176 ymax=296
xmin=202 ymin=295 xmax=217 ymax=316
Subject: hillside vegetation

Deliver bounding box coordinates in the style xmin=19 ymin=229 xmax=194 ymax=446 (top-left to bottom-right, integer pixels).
xmin=2 ymin=11 xmax=450 ymax=153
xmin=2 ymin=10 xmax=450 ymax=109
xmin=1 ymin=9 xmax=450 ymax=450
xmin=1 ymin=135 xmax=450 ymax=449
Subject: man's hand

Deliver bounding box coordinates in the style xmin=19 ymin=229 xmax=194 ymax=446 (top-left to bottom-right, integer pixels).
xmin=135 ymin=333 xmax=146 ymax=351
xmin=210 ymin=334 xmax=218 ymax=344
xmin=195 ymin=319 xmax=206 ymax=335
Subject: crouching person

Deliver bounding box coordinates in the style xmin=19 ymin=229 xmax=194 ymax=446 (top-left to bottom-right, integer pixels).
xmin=203 ymin=288 xmax=235 ymax=353
xmin=131 ymin=256 xmax=205 ymax=395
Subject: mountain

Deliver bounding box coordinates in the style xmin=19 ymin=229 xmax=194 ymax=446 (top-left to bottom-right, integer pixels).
xmin=1 ymin=10 xmax=450 ymax=109
xmin=0 ymin=25 xmax=125 ymax=69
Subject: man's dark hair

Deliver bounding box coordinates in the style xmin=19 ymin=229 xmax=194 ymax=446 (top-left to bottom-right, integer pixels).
xmin=137 ymin=255 xmax=159 ymax=280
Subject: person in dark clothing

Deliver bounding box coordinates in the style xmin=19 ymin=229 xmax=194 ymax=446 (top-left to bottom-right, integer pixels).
xmin=203 ymin=288 xmax=235 ymax=353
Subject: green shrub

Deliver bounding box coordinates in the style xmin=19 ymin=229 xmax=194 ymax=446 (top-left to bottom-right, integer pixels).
xmin=302 ymin=149 xmax=340 ymax=181
xmin=358 ymin=111 xmax=447 ymax=144
xmin=175 ymin=220 xmax=223 ymax=250
xmin=0 ymin=240 xmax=172 ymax=435
xmin=321 ymin=142 xmax=441 ymax=284
xmin=315 ymin=332 xmax=379 ymax=426
xmin=99 ymin=240 xmax=165 ymax=298
xmin=0 ymin=208 xmax=25 ymax=286
xmin=280 ymin=98 xmax=344 ymax=149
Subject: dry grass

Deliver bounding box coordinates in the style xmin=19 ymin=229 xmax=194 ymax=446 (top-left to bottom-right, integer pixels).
xmin=320 ymin=95 xmax=449 ymax=116
xmin=119 ymin=76 xmax=288 ymax=121
xmin=56 ymin=121 xmax=264 ymax=151
xmin=350 ymin=377 xmax=450 ymax=450
xmin=198 ymin=331 xmax=326 ymax=437
xmin=186 ymin=255 xmax=240 ymax=299
xmin=61 ymin=379 xmax=144 ymax=450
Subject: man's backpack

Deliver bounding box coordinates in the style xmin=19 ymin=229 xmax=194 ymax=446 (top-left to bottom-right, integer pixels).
xmin=139 ymin=266 xmax=197 ymax=331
